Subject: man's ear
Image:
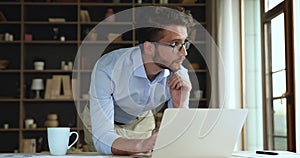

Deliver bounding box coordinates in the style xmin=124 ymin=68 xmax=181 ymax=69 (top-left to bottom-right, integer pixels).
xmin=143 ymin=41 xmax=155 ymax=55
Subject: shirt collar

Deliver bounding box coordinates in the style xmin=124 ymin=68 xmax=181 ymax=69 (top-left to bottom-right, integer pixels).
xmin=132 ymin=46 xmax=171 ymax=80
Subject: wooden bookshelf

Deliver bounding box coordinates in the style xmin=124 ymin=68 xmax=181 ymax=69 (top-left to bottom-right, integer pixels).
xmin=0 ymin=0 xmax=210 ymax=153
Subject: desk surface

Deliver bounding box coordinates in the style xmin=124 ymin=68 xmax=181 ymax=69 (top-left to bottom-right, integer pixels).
xmin=0 ymin=151 xmax=298 ymax=158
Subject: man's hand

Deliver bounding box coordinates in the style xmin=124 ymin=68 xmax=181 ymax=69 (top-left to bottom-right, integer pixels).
xmin=111 ymin=132 xmax=158 ymax=155
xmin=138 ymin=132 xmax=158 ymax=153
xmin=168 ymin=72 xmax=192 ymax=108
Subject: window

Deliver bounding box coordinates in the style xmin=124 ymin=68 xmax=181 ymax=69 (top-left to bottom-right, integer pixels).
xmin=261 ymin=0 xmax=295 ymax=151
xmin=265 ymin=0 xmax=284 ymax=11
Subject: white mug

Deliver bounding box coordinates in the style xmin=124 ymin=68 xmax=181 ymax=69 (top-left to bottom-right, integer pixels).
xmin=34 ymin=61 xmax=45 ymax=70
xmin=25 ymin=118 xmax=34 ymax=128
xmin=47 ymin=127 xmax=79 ymax=156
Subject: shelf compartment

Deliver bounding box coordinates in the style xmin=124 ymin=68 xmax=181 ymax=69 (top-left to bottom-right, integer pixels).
xmin=23 ymin=44 xmax=77 ymax=70
xmin=0 ymin=74 xmax=20 ymax=99
xmin=0 ymin=24 xmax=21 ymax=41
xmin=77 ymin=43 xmax=133 ymax=70
xmin=0 ymin=131 xmax=19 ymax=153
xmin=184 ymin=6 xmax=206 ymax=23
xmin=0 ymin=102 xmax=19 ymax=129
xmin=23 ymin=73 xmax=73 ymax=99
xmin=80 ymin=5 xmax=133 ymax=22
xmin=189 ymin=101 xmax=208 ymax=108
xmin=22 ymin=130 xmax=48 ymax=153
xmin=185 ymin=44 xmax=208 ymax=69
xmin=24 ymin=5 xmax=77 ymax=22
xmin=0 ymin=3 xmax=21 ymax=21
xmin=81 ymin=24 xmax=133 ymax=41
xmin=23 ymin=102 xmax=77 ymax=128
xmin=0 ymin=44 xmax=21 ymax=70
xmin=24 ymin=24 xmax=77 ymax=41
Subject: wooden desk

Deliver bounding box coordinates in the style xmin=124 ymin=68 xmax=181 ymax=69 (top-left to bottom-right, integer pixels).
xmin=0 ymin=151 xmax=298 ymax=157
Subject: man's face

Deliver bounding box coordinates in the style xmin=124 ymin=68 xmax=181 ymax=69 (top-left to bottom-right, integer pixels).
xmin=153 ymin=25 xmax=189 ymax=72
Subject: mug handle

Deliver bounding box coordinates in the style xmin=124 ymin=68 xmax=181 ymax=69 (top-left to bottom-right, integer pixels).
xmin=67 ymin=131 xmax=79 ymax=149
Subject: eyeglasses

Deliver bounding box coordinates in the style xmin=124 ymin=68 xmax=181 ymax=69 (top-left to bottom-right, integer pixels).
xmin=153 ymin=39 xmax=191 ymax=53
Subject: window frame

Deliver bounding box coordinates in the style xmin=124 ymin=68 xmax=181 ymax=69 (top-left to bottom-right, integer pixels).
xmin=260 ymin=0 xmax=296 ymax=151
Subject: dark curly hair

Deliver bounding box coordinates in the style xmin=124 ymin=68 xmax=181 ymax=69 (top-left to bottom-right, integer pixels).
xmin=135 ymin=6 xmax=194 ymax=44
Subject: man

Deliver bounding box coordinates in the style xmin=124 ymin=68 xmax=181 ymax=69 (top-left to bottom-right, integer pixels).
xmin=86 ymin=6 xmax=194 ymax=155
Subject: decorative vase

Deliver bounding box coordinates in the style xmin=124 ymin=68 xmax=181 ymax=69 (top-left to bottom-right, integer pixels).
xmin=104 ymin=8 xmax=115 ymax=22
xmin=44 ymin=120 xmax=59 ymax=127
xmin=44 ymin=114 xmax=59 ymax=127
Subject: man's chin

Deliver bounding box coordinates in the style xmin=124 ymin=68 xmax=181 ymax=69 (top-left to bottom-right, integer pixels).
xmin=172 ymin=63 xmax=182 ymax=71
xmin=172 ymin=67 xmax=180 ymax=72
xmin=169 ymin=65 xmax=181 ymax=72
xmin=155 ymin=63 xmax=181 ymax=72
xmin=155 ymin=63 xmax=169 ymax=70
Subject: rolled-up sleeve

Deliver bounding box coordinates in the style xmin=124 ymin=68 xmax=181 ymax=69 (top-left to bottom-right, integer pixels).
xmin=89 ymin=60 xmax=120 ymax=154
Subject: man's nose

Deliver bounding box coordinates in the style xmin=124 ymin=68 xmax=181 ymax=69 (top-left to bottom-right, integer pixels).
xmin=180 ymin=46 xmax=188 ymax=56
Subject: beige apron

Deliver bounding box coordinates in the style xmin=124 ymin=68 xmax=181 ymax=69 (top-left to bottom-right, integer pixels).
xmin=81 ymin=105 xmax=155 ymax=152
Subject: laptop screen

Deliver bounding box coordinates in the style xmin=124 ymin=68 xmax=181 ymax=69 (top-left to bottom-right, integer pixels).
xmin=152 ymin=108 xmax=248 ymax=158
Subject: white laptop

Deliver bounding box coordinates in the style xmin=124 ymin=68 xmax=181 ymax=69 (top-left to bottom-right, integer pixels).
xmin=151 ymin=108 xmax=248 ymax=158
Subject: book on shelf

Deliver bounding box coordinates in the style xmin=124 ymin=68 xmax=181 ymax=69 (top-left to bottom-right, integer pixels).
xmin=44 ymin=79 xmax=53 ymax=99
xmin=51 ymin=75 xmax=62 ymax=98
xmin=44 ymin=75 xmax=72 ymax=99
xmin=80 ymin=10 xmax=91 ymax=22
xmin=48 ymin=18 xmax=66 ymax=23
xmin=62 ymin=75 xmax=72 ymax=97
xmin=71 ymin=78 xmax=79 ymax=100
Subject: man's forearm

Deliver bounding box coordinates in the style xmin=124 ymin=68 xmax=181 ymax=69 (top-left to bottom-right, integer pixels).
xmin=111 ymin=134 xmax=157 ymax=155
xmin=111 ymin=137 xmax=143 ymax=155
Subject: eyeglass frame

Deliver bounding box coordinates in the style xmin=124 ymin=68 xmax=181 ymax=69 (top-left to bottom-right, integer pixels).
xmin=152 ymin=39 xmax=191 ymax=53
